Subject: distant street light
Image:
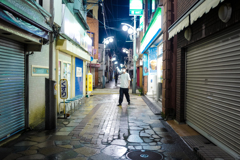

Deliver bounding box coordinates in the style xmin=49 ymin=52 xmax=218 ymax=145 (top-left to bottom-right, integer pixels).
xmin=115 ymin=62 xmax=118 ymax=64
xmin=122 ymin=21 xmax=137 ymax=94
xmin=102 ymin=36 xmax=114 ymax=88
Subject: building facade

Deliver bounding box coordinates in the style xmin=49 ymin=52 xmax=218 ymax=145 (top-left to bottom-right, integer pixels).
xmin=0 ymin=0 xmax=91 ymax=142
xmin=169 ymin=0 xmax=240 ymax=158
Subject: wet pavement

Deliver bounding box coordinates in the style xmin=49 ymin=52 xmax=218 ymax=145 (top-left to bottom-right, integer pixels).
xmin=0 ymin=81 xmax=200 ymax=160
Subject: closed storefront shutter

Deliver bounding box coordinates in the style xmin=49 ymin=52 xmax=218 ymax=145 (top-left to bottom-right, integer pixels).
xmin=0 ymin=37 xmax=25 ymax=141
xmin=186 ymin=27 xmax=240 ymax=156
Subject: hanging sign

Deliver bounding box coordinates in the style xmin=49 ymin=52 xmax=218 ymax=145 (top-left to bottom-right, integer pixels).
xmin=129 ymin=0 xmax=143 ymax=16
xmin=60 ymin=79 xmax=68 ymax=99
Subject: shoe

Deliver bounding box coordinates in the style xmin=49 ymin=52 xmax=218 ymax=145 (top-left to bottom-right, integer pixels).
xmin=117 ymin=104 xmax=122 ymax=106
xmin=128 ymin=102 xmax=130 ymax=105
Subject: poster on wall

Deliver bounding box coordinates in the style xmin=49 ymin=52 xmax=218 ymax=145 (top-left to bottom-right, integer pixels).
xmin=143 ymin=53 xmax=149 ymax=76
xmin=148 ymin=47 xmax=157 ymax=75
xmin=158 ymin=44 xmax=163 ymax=83
xmin=76 ymin=67 xmax=82 ymax=77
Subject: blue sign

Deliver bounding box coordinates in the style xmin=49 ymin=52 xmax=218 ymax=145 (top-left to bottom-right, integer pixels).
xmin=149 ymin=47 xmax=157 ymax=75
xmin=143 ymin=53 xmax=149 ymax=76
xmin=75 ymin=58 xmax=83 ymax=96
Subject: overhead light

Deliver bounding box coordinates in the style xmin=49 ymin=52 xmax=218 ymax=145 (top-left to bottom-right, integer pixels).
xmin=109 ymin=38 xmax=113 ymax=42
xmin=105 ymin=40 xmax=109 ymax=44
xmin=115 ymin=62 xmax=118 ymax=64
xmin=128 ymin=28 xmax=133 ymax=34
xmin=122 ymin=25 xmax=128 ymax=31
xmin=112 ymin=57 xmax=116 ymax=61
xmin=123 ymin=49 xmax=126 ymax=52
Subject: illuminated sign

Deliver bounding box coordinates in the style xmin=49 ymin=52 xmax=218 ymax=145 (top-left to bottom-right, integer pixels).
xmin=61 ymin=5 xmax=92 ymax=52
xmin=129 ymin=0 xmax=143 ymax=16
xmin=141 ymin=8 xmax=162 ymax=53
xmin=139 ymin=16 xmax=143 ymax=30
xmin=152 ymin=0 xmax=155 ymax=12
xmin=86 ymin=73 xmax=93 ymax=92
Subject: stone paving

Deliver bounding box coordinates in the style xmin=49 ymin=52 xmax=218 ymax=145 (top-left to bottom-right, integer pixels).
xmin=0 ymin=82 xmax=200 ymax=160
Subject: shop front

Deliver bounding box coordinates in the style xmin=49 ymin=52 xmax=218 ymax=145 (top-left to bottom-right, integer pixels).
xmin=56 ymin=4 xmax=91 ymax=113
xmin=88 ymin=60 xmax=101 ymax=87
xmin=136 ymin=56 xmax=143 ymax=88
xmin=0 ymin=0 xmax=51 ymax=141
xmin=140 ymin=7 xmax=162 ymax=97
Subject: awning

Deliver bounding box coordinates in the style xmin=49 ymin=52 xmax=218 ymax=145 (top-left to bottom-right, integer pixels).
xmin=168 ymin=0 xmax=224 ymax=39
xmin=168 ymin=16 xmax=189 ymax=39
xmin=191 ymin=0 xmax=224 ymax=24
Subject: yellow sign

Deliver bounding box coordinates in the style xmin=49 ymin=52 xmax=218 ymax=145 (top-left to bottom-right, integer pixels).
xmin=88 ymin=74 xmax=93 ymax=92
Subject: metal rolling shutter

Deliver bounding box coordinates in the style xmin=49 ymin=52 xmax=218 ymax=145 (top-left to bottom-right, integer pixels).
xmin=186 ymin=28 xmax=240 ymax=157
xmin=0 ymin=37 xmax=25 ymax=141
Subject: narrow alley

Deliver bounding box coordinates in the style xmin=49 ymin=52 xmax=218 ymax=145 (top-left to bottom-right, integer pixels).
xmin=0 ymin=81 xmax=199 ymax=160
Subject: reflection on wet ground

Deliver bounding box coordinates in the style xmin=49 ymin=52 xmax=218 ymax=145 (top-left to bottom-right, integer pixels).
xmin=0 ymin=82 xmax=199 ymax=160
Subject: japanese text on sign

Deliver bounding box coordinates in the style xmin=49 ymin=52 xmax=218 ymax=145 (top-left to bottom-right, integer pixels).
xmin=60 ymin=79 xmax=68 ymax=99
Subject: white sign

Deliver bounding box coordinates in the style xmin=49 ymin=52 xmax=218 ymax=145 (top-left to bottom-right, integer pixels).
xmin=60 ymin=79 xmax=68 ymax=99
xmin=76 ymin=67 xmax=82 ymax=77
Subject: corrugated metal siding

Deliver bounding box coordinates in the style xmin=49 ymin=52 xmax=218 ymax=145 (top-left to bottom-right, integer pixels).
xmin=0 ymin=37 xmax=25 ymax=141
xmin=186 ymin=28 xmax=240 ymax=156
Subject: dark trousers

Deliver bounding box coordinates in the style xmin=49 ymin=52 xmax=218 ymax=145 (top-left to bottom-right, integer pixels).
xmin=119 ymin=88 xmax=130 ymax=104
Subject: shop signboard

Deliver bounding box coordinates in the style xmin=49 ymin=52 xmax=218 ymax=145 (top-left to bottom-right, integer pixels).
xmin=141 ymin=8 xmax=162 ymax=53
xmin=129 ymin=0 xmax=143 ymax=16
xmin=86 ymin=73 xmax=93 ymax=92
xmin=148 ymin=47 xmax=157 ymax=75
xmin=60 ymin=79 xmax=68 ymax=99
xmin=143 ymin=53 xmax=149 ymax=76
xmin=61 ymin=5 xmax=92 ymax=52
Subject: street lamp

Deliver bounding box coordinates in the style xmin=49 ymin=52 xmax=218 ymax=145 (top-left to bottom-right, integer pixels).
xmin=122 ymin=21 xmax=137 ymax=94
xmin=102 ymin=36 xmax=114 ymax=88
xmin=123 ymin=48 xmax=131 ymax=72
xmin=114 ymin=62 xmax=118 ymax=64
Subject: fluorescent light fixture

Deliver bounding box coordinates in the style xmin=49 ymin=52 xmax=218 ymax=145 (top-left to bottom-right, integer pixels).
xmin=122 ymin=25 xmax=128 ymax=31
xmin=128 ymin=28 xmax=133 ymax=34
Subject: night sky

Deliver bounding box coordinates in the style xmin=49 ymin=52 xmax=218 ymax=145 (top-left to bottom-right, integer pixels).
xmin=98 ymin=0 xmax=139 ymax=64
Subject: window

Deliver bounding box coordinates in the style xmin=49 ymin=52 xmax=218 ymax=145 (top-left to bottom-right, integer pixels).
xmin=87 ymin=10 xmax=93 ymax=18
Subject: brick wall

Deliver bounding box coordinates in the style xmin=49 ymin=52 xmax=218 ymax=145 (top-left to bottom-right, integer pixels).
xmin=175 ymin=0 xmax=240 ymax=122
xmin=177 ymin=0 xmax=197 ymax=19
xmin=87 ymin=17 xmax=99 ymax=60
xmin=162 ymin=0 xmax=177 ymax=115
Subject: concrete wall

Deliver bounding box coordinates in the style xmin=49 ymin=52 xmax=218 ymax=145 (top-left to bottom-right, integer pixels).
xmin=28 ymin=43 xmax=56 ymax=128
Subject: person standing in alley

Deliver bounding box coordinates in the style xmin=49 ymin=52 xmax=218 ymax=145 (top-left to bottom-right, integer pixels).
xmin=115 ymin=70 xmax=119 ymax=86
xmin=117 ymin=66 xmax=131 ymax=106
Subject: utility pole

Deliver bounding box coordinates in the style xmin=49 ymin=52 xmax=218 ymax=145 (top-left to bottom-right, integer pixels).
xmin=132 ymin=15 xmax=137 ymax=94
xmin=102 ymin=41 xmax=106 ymax=88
